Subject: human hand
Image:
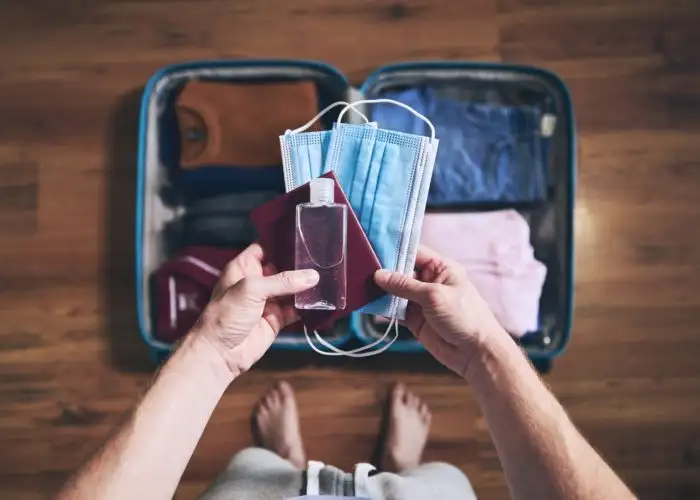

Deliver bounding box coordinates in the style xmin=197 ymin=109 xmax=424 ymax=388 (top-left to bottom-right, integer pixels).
xmin=374 ymin=245 xmax=509 ymax=378
xmin=191 ymin=243 xmax=319 ymax=378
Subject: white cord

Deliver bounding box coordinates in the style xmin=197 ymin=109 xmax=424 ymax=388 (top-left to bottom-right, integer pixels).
xmin=287 ymin=101 xmax=370 ymax=134
xmin=337 ymin=99 xmax=437 ymax=142
xmin=303 ymin=316 xmax=399 ymax=357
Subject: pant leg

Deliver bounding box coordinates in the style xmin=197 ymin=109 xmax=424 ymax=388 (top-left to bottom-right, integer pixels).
xmin=198 ymin=447 xmax=304 ymax=500
xmin=367 ymin=462 xmax=477 ymax=500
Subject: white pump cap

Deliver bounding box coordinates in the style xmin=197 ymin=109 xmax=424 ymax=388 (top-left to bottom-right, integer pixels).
xmin=310 ymin=177 xmax=334 ymax=204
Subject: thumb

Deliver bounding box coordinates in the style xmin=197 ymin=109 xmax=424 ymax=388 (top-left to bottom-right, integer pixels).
xmin=251 ymin=269 xmax=319 ymax=299
xmin=374 ymin=269 xmax=432 ymax=305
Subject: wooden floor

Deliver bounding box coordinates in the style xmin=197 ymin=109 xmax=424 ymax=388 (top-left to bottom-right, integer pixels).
xmin=2 ymin=0 xmax=700 ymax=498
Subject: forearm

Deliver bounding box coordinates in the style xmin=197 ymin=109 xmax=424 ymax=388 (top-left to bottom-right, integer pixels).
xmin=466 ymin=334 xmax=634 ymax=500
xmin=56 ymin=334 xmax=233 ymax=500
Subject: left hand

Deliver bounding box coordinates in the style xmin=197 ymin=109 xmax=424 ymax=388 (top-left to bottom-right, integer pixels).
xmin=190 ymin=243 xmax=319 ymax=377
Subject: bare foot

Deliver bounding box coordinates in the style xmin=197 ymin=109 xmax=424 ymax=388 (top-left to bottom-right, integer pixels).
xmin=253 ymin=381 xmax=306 ymax=469
xmin=379 ymin=383 xmax=432 ymax=473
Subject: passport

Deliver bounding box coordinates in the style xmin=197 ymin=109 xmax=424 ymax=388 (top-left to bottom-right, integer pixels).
xmin=251 ymin=171 xmax=383 ymax=329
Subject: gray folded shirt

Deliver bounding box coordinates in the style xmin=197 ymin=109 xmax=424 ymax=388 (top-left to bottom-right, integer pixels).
xmin=184 ymin=191 xmax=279 ymax=247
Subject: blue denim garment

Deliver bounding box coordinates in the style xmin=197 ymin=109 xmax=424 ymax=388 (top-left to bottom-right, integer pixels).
xmin=373 ymin=88 xmax=547 ymax=205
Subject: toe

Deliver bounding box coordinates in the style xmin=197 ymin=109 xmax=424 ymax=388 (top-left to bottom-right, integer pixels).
xmin=263 ymin=385 xmax=280 ymax=408
xmin=391 ymin=383 xmax=406 ymax=405
xmin=419 ymin=402 xmax=430 ymax=418
xmin=261 ymin=392 xmax=274 ymax=409
xmin=406 ymin=391 xmax=419 ymax=408
xmin=256 ymin=404 xmax=269 ymax=422
xmin=270 ymin=389 xmax=282 ymax=408
xmin=278 ymin=381 xmax=294 ymax=400
xmin=419 ymin=403 xmax=431 ymax=425
xmin=264 ymin=383 xmax=282 ymax=402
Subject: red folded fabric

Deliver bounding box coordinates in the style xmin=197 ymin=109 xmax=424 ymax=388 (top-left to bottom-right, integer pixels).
xmin=153 ymin=247 xmax=242 ymax=343
xmin=250 ymin=171 xmax=384 ymax=330
xmin=152 ymin=246 xmax=327 ymax=344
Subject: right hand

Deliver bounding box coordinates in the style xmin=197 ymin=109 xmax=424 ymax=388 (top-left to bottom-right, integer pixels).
xmin=374 ymin=245 xmax=510 ymax=378
xmin=191 ymin=244 xmax=319 ymax=378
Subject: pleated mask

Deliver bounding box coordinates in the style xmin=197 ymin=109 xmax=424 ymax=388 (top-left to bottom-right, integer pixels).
xmin=280 ymin=100 xmax=438 ymax=356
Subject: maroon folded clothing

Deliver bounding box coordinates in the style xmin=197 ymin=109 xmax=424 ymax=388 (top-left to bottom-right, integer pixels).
xmin=250 ymin=171 xmax=384 ymax=330
xmin=153 ymin=247 xmax=242 ymax=343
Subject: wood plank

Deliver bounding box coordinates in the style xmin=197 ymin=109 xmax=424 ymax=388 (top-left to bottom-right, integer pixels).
xmin=1 ymin=0 xmax=700 ymax=498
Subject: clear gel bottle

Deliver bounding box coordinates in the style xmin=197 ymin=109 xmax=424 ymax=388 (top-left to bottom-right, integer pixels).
xmin=295 ymin=178 xmax=347 ymax=310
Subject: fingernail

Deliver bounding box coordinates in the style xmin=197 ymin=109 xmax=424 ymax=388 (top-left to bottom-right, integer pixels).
xmin=298 ymin=269 xmax=319 ymax=285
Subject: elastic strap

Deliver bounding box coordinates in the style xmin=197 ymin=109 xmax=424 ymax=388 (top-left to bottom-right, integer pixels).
xmin=287 ymin=101 xmax=370 ymax=134
xmin=303 ymin=315 xmax=399 ymax=358
xmin=337 ymin=99 xmax=437 ymax=143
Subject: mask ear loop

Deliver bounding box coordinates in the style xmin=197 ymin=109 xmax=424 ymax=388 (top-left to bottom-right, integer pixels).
xmin=336 ymin=99 xmax=436 ymax=143
xmin=303 ymin=317 xmax=399 ymax=358
xmin=298 ymin=97 xmax=429 ymax=357
xmin=287 ymin=101 xmax=370 ymax=135
xmin=298 ymin=98 xmax=430 ymax=357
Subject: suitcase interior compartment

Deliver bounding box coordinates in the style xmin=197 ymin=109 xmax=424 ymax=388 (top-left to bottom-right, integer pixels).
xmin=351 ymin=64 xmax=575 ymax=357
xmin=137 ymin=62 xmax=353 ymax=353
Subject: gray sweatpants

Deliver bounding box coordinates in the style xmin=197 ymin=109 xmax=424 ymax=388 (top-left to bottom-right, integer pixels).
xmin=199 ymin=447 xmax=477 ymax=499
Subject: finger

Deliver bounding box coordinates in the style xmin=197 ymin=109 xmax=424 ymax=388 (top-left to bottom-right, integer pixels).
xmin=262 ymin=302 xmax=299 ymax=333
xmin=414 ymin=245 xmax=445 ymax=268
xmin=248 ymin=304 xmax=300 ymax=359
xmin=236 ymin=323 xmax=278 ymax=372
xmin=242 ymin=242 xmax=265 ymax=260
xmin=278 ymin=305 xmax=301 ymax=328
xmin=374 ymin=269 xmax=433 ymax=305
xmin=415 ymin=245 xmax=464 ymax=286
xmin=401 ymin=302 xmax=425 ymax=333
xmin=262 ymin=262 xmax=278 ymax=277
xmin=250 ymin=270 xmax=319 ymax=299
xmin=218 ymin=244 xmax=265 ymax=289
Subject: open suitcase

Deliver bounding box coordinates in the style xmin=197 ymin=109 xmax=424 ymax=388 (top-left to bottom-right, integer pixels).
xmin=136 ymin=59 xmax=575 ymax=371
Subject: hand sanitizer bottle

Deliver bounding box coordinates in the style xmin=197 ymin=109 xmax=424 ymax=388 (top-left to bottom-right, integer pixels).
xmin=295 ymin=178 xmax=347 ymax=310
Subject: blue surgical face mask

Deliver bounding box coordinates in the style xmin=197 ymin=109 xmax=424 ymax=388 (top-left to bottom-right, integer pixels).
xmin=281 ymin=101 xmax=368 ymax=187
xmin=280 ymin=100 xmax=438 ymax=357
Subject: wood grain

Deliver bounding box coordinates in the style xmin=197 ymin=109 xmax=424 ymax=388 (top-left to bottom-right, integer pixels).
xmin=1 ymin=0 xmax=699 ymax=499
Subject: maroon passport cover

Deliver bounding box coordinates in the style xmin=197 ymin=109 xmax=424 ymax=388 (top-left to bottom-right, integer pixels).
xmin=250 ymin=171 xmax=383 ymax=329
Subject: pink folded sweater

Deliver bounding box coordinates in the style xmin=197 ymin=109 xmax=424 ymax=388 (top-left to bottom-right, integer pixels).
xmin=420 ymin=210 xmax=546 ymax=337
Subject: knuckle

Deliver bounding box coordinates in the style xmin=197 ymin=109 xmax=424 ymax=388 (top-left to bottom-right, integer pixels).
xmin=222 ymin=260 xmax=237 ymax=275
xmin=221 ymin=261 xmax=238 ymax=279
xmin=234 ymin=278 xmax=266 ymax=304
xmin=389 ymin=275 xmax=404 ymax=288
xmin=391 ymin=274 xmax=411 ymax=289
xmin=451 ymin=260 xmax=468 ymax=278
xmin=426 ymin=285 xmax=448 ymax=307
xmin=237 ymin=278 xmax=255 ymax=296
xmin=276 ymin=272 xmax=295 ymax=288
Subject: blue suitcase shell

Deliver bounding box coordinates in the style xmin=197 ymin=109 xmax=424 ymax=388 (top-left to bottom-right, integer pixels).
xmin=135 ymin=59 xmax=575 ymax=368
